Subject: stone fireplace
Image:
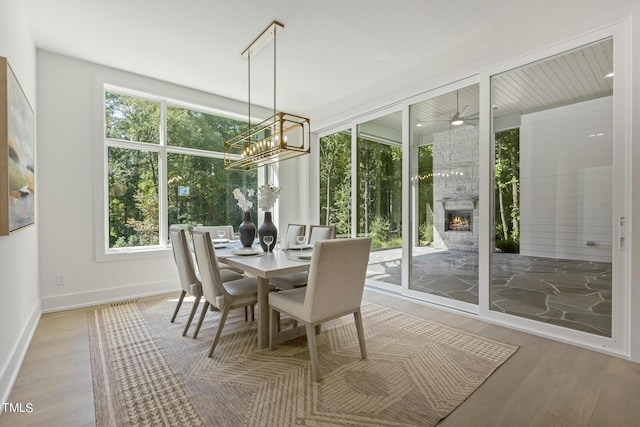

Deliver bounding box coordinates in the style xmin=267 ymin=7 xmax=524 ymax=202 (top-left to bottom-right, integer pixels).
xmin=431 ymin=125 xmax=479 ymax=252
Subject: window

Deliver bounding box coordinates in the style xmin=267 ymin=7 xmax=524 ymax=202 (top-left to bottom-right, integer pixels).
xmin=104 ymin=88 xmax=257 ymax=252
xmin=319 ymin=131 xmax=351 ymax=237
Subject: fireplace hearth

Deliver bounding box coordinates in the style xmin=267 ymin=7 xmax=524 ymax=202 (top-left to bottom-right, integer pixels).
xmin=445 ymin=209 xmax=472 ymax=232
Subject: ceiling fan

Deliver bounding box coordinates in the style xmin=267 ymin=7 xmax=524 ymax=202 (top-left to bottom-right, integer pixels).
xmin=417 ymin=90 xmax=478 ymax=128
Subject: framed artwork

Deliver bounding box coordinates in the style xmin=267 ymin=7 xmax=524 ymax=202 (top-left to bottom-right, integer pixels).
xmin=0 ymin=57 xmax=35 ymax=235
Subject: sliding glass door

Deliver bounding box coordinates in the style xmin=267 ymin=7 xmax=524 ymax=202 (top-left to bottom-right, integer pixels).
xmin=408 ymin=84 xmax=480 ymax=308
xmin=357 ymin=112 xmax=403 ymax=289
xmin=315 ymin=32 xmax=627 ymax=347
xmin=490 ymin=38 xmax=615 ymax=337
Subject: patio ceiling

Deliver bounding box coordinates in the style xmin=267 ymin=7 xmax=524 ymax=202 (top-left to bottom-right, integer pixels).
xmin=367 ymin=38 xmax=613 ymax=138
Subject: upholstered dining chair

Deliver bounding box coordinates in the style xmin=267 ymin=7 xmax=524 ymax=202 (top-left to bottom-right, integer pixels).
xmin=193 ymin=225 xmax=234 ymax=240
xmin=268 ymin=237 xmax=372 ymax=381
xmin=284 ymin=223 xmax=306 ymax=248
xmin=307 ymin=224 xmax=337 ymax=243
xmin=193 ymin=225 xmax=243 ymax=274
xmin=169 ymin=225 xmax=243 ymax=336
xmin=191 ymin=230 xmax=268 ymax=357
xmin=269 ymin=224 xmax=337 ymax=290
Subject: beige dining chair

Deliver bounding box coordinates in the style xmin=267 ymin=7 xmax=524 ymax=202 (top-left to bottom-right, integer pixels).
xmin=268 ymin=237 xmax=372 ymax=381
xmin=269 ymin=224 xmax=337 ymax=290
xmin=193 ymin=225 xmax=243 ymax=274
xmin=191 ymin=230 xmax=269 ymax=357
xmin=308 ymin=225 xmax=337 ymax=243
xmin=284 ymin=223 xmax=306 ymax=248
xmin=169 ymin=225 xmax=243 ymax=336
xmin=193 ymin=225 xmax=234 ymax=240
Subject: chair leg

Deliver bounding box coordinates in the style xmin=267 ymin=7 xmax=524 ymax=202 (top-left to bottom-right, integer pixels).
xmin=315 ymin=324 xmax=321 ymax=334
xmin=193 ymin=301 xmax=210 ymax=339
xmin=245 ymin=306 xmax=248 ymax=321
xmin=251 ymin=304 xmax=255 ymax=321
xmin=269 ymin=308 xmax=280 ymax=350
xmin=354 ymin=310 xmax=367 ymax=359
xmin=182 ymin=294 xmax=201 ymax=337
xmin=171 ymin=291 xmax=186 ymax=323
xmin=305 ymin=323 xmax=320 ymax=382
xmin=208 ymin=304 xmax=232 ymax=357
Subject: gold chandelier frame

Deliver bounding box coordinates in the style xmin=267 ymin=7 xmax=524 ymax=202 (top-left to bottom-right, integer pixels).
xmin=224 ymin=21 xmax=310 ymax=170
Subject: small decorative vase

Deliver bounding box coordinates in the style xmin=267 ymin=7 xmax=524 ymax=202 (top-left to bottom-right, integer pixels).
xmin=238 ymin=211 xmax=256 ymax=247
xmin=258 ymin=212 xmax=278 ymax=252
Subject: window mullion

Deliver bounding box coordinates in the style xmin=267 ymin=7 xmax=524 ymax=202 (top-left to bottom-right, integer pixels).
xmin=159 ymin=99 xmax=168 ymax=246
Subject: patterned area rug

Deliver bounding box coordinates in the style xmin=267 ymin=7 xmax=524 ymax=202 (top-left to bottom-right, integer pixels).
xmin=88 ymin=296 xmax=517 ymax=426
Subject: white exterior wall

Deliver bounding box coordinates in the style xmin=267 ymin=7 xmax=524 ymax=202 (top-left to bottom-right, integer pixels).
xmin=519 ymin=97 xmax=613 ymax=262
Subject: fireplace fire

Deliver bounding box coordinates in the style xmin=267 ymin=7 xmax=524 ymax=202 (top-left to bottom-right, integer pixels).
xmin=445 ymin=209 xmax=472 ymax=232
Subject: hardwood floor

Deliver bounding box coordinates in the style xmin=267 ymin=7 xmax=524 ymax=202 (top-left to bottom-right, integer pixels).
xmin=2 ymin=290 xmax=640 ymax=426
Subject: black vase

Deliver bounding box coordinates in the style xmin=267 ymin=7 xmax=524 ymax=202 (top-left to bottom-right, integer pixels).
xmin=238 ymin=211 xmax=256 ymax=247
xmin=258 ymin=212 xmax=278 ymax=252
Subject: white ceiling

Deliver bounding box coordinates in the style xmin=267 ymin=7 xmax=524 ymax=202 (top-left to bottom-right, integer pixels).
xmin=23 ymin=0 xmax=559 ymax=119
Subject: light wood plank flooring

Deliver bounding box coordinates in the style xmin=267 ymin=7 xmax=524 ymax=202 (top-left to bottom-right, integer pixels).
xmin=2 ymin=290 xmax=640 ymax=426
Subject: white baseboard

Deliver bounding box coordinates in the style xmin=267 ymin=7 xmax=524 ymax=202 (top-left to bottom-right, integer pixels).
xmin=0 ymin=300 xmax=41 ymax=407
xmin=40 ymin=280 xmax=180 ymax=313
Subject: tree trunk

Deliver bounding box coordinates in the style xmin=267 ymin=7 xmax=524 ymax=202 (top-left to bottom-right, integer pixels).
xmin=510 ymin=151 xmax=519 ymax=237
xmin=325 ymin=173 xmax=331 ymax=225
xmin=498 ymin=187 xmax=508 ymax=240
xmin=363 ymin=180 xmax=369 ymax=235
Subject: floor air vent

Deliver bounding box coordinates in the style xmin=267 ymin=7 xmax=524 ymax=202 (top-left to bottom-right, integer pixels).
xmin=110 ymin=299 xmax=138 ymax=307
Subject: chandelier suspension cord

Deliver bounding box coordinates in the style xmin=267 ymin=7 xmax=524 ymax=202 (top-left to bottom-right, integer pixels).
xmin=273 ymin=25 xmax=277 ymax=117
xmin=248 ymin=49 xmax=251 ymax=128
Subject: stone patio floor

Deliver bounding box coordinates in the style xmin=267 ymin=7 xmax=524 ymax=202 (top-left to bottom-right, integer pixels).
xmin=366 ymin=247 xmax=612 ymax=337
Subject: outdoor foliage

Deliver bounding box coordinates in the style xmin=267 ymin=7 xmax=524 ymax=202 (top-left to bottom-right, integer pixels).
xmin=105 ymin=92 xmax=257 ymax=248
xmin=357 ymin=137 xmax=402 ymax=249
xmin=319 ymin=131 xmax=404 ymax=248
xmin=417 ymin=145 xmax=434 ymax=246
xmin=319 ymin=132 xmax=351 ymax=236
xmin=495 ymin=128 xmax=520 ymax=252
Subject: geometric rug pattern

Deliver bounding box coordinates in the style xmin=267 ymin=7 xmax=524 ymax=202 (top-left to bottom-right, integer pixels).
xmin=88 ymin=297 xmax=517 ymax=426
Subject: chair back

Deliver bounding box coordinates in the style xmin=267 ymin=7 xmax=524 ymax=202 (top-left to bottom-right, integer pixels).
xmin=169 ymin=225 xmax=200 ymax=294
xmin=304 ymin=238 xmax=372 ymax=321
xmin=285 ymin=223 xmax=306 ymax=247
xmin=193 ymin=225 xmax=234 ymax=240
xmin=191 ymin=230 xmax=227 ymax=304
xmin=308 ymin=225 xmax=336 ymax=244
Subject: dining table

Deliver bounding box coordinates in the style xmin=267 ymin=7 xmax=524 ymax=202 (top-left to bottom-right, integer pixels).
xmin=216 ymin=244 xmax=312 ymax=349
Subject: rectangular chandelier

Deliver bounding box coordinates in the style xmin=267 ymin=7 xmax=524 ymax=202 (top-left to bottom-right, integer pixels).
xmin=224 ymin=21 xmax=310 ymax=170
xmin=224 ymin=112 xmax=310 ymax=170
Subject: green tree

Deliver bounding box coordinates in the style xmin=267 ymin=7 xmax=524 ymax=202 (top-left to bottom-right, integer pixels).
xmin=495 ymin=128 xmax=520 ymax=249
xmin=417 ymin=144 xmax=434 ymax=245
xmin=105 ymin=91 xmax=256 ymax=248
xmin=319 ymin=132 xmax=351 ymax=235
xmin=357 ymin=137 xmax=402 ymax=246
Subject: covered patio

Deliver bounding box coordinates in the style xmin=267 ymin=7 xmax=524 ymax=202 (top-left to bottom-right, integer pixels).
xmin=366 ymin=247 xmax=612 ymax=337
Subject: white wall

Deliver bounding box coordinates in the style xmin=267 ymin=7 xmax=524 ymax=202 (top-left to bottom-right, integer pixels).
xmin=0 ymin=0 xmax=38 ymax=405
xmin=520 ymin=97 xmax=613 ymax=262
xmin=36 ymin=51 xmax=273 ymax=311
xmin=271 ymin=156 xmax=308 ymax=233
